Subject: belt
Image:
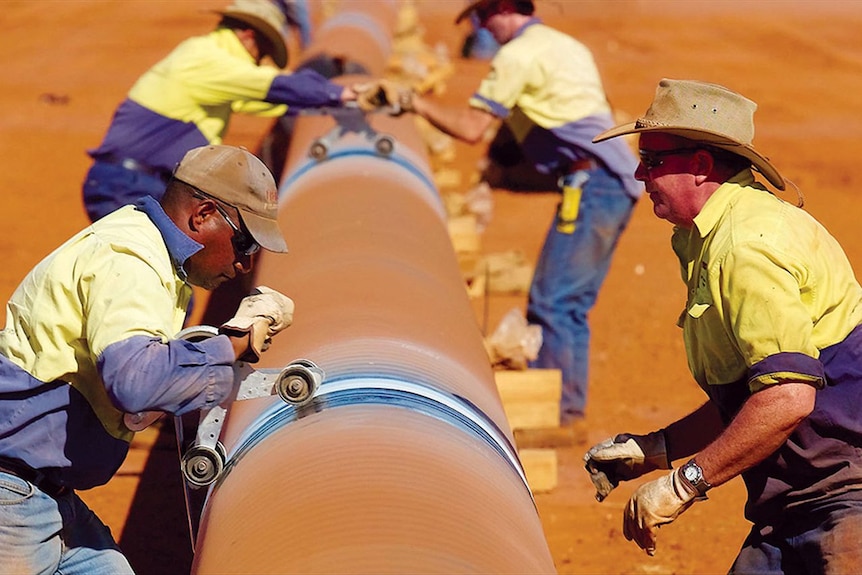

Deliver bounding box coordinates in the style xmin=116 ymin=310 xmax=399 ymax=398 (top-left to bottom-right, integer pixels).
xmin=95 ymin=153 xmax=172 ymax=182
xmin=0 ymin=457 xmax=69 ymax=498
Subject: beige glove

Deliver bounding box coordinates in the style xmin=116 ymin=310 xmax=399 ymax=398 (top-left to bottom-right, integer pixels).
xmin=623 ymin=468 xmax=699 ymax=556
xmin=584 ymin=431 xmax=669 ymax=500
xmin=220 ymin=286 xmax=294 ymax=363
xmin=354 ymin=80 xmax=414 ymax=115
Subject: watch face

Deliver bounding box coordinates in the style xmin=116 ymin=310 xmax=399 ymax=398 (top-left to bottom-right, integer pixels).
xmin=684 ymin=464 xmax=700 ymax=483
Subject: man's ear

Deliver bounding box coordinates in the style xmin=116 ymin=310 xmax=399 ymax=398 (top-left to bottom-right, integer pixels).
xmin=692 ymin=149 xmax=715 ymax=185
xmin=189 ymin=199 xmax=218 ymax=234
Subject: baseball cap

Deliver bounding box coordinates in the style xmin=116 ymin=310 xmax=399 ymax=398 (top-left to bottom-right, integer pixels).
xmin=174 ymin=145 xmax=288 ymax=253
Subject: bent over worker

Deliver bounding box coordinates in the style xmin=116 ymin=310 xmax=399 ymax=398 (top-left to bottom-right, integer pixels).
xmin=82 ymin=0 xmax=360 ymax=222
xmin=369 ymin=0 xmax=642 ymax=432
xmin=583 ymin=79 xmax=862 ymax=574
xmin=0 ymin=145 xmax=294 ymax=574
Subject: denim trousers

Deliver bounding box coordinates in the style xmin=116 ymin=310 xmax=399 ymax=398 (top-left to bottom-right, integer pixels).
xmin=82 ymin=160 xmax=167 ymax=223
xmin=729 ymin=499 xmax=862 ymax=575
xmin=527 ymin=166 xmax=636 ymax=423
xmin=0 ymin=471 xmax=134 ymax=575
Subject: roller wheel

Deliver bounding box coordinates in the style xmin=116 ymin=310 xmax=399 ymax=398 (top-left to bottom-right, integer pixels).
xmin=276 ymin=364 xmax=317 ymax=406
xmin=181 ymin=443 xmax=226 ymax=488
xmin=309 ymin=140 xmax=328 ymax=160
xmin=375 ymin=135 xmax=394 ymax=156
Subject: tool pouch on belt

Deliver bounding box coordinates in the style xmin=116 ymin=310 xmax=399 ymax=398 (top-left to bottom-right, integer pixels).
xmin=556 ymin=171 xmax=590 ymax=234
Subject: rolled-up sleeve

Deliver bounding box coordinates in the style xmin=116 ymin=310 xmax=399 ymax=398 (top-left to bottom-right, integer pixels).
xmin=99 ymin=334 xmax=236 ymax=415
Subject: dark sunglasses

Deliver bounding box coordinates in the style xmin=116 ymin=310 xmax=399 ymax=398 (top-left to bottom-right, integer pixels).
xmin=638 ymin=148 xmax=699 ymax=170
xmin=190 ymin=189 xmax=260 ymax=257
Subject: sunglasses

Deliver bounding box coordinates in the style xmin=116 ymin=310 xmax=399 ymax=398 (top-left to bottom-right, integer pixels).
xmin=213 ymin=203 xmax=260 ymax=257
xmin=638 ymin=148 xmax=699 ymax=170
xmin=190 ymin=188 xmax=260 ymax=257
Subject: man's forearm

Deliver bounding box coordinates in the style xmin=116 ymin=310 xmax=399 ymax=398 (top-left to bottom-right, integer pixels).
xmin=412 ymin=95 xmax=496 ymax=144
xmin=695 ymin=382 xmax=815 ymax=488
xmin=663 ymin=401 xmax=725 ymax=463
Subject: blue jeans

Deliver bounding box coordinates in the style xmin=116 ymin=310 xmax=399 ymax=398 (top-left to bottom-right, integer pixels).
xmin=527 ymin=166 xmax=636 ymax=423
xmin=82 ymin=160 xmax=167 ymax=223
xmin=0 ymin=471 xmax=133 ymax=574
xmin=730 ymin=499 xmax=862 ymax=575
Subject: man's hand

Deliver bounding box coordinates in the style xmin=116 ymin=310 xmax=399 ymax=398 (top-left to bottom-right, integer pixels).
xmin=584 ymin=430 xmax=669 ymax=500
xmin=623 ymin=468 xmax=699 ymax=556
xmin=354 ymin=80 xmax=414 ymax=115
xmin=220 ymin=286 xmax=294 ymax=363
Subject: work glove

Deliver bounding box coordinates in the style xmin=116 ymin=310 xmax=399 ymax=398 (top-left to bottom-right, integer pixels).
xmin=354 ymin=80 xmax=414 ymax=115
xmin=623 ymin=468 xmax=700 ymax=556
xmin=220 ymin=286 xmax=294 ymax=363
xmin=583 ymin=430 xmax=669 ymax=501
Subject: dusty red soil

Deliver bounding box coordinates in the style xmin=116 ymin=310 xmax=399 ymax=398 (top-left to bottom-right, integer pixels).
xmin=3 ymin=1 xmax=862 ymax=573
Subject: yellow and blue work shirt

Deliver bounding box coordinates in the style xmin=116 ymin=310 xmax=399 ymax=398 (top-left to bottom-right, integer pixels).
xmin=672 ymin=170 xmax=862 ymax=524
xmin=673 ymin=170 xmax=862 ymax=394
xmin=469 ymin=19 xmax=640 ymax=199
xmin=0 ymin=198 xmax=236 ymax=490
xmin=89 ymin=27 xmax=344 ymax=174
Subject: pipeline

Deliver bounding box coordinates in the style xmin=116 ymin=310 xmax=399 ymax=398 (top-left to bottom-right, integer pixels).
xmin=188 ymin=3 xmax=556 ymax=573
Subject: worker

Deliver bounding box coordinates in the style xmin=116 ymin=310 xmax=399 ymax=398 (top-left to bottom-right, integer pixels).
xmin=0 ymin=144 xmax=295 ymax=573
xmin=365 ymin=0 xmax=642 ymax=436
xmin=82 ymin=0 xmax=360 ymax=222
xmin=584 ymin=78 xmax=862 ymax=572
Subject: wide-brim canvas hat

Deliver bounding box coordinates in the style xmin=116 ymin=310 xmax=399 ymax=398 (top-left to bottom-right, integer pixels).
xmin=594 ymin=78 xmax=785 ymax=190
xmin=174 ymin=145 xmax=288 ymax=253
xmin=214 ymin=0 xmax=288 ymax=68
xmin=456 ymin=0 xmax=495 ymax=23
xmin=456 ymin=0 xmax=535 ymax=23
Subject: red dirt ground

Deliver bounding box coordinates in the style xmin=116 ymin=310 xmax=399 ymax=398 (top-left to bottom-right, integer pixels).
xmin=3 ymin=1 xmax=862 ymax=573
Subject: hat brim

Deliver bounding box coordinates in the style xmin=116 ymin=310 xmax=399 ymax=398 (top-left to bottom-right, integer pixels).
xmin=239 ymin=208 xmax=289 ymax=253
xmin=216 ymin=9 xmax=288 ymax=68
xmin=455 ymin=0 xmax=493 ymax=23
xmin=594 ymin=122 xmax=785 ymax=190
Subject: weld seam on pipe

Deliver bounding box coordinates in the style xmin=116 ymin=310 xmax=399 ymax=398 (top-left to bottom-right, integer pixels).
xmin=221 ymin=377 xmax=533 ymax=500
xmin=317 ymin=12 xmax=392 ymax=54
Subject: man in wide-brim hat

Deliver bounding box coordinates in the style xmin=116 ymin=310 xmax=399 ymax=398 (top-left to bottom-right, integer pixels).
xmin=584 ymin=78 xmax=862 ymax=573
xmin=82 ymin=0 xmax=360 ymax=224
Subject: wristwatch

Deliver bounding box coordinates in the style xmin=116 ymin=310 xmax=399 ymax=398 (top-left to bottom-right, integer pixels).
xmin=680 ymin=459 xmax=712 ymax=497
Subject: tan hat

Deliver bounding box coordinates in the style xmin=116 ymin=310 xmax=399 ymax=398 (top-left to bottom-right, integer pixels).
xmin=215 ymin=0 xmax=288 ymax=68
xmin=455 ymin=0 xmax=534 ymax=24
xmin=174 ymin=145 xmax=288 ymax=253
xmin=594 ymin=78 xmax=785 ymax=190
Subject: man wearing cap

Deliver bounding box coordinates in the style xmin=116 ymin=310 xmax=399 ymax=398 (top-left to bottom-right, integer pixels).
xmin=82 ymin=0 xmax=360 ymax=223
xmin=0 ymin=144 xmax=295 ymax=573
xmin=583 ymin=78 xmax=862 ymax=572
xmin=380 ymin=0 xmax=641 ymax=434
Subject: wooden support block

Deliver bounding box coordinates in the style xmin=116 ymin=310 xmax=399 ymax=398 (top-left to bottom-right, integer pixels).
xmin=495 ymin=369 xmax=562 ymax=430
xmin=519 ymin=448 xmax=558 ymax=493
xmin=448 ymin=214 xmax=480 ymax=254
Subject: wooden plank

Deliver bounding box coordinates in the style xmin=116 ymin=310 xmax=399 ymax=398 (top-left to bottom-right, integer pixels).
xmin=519 ymin=448 xmax=558 ymax=493
xmin=495 ymin=369 xmax=561 ymax=430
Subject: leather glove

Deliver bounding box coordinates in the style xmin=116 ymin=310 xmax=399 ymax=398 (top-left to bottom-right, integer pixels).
xmin=623 ymin=468 xmax=700 ymax=556
xmin=583 ymin=430 xmax=669 ymax=501
xmin=220 ymin=286 xmax=294 ymax=363
xmin=354 ymin=80 xmax=414 ymax=115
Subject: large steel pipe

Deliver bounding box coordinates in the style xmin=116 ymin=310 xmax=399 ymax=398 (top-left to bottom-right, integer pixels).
xmin=190 ymin=5 xmax=555 ymax=574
